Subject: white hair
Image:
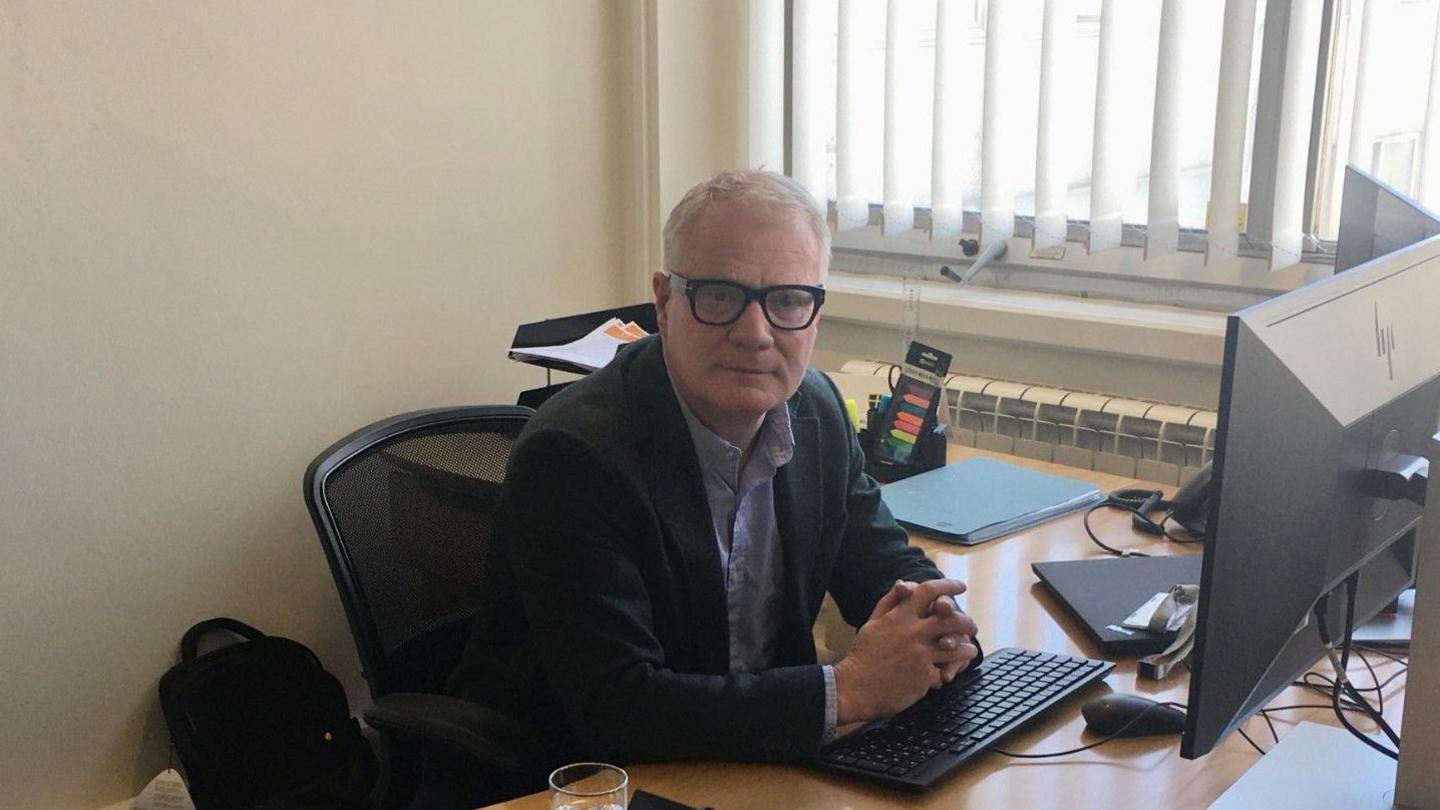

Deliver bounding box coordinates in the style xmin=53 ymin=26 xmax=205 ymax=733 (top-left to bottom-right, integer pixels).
xmin=662 ymin=169 xmax=831 ymax=279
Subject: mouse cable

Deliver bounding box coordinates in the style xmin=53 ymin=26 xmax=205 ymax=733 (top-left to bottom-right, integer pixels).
xmin=987 ymin=701 xmax=1188 ymax=759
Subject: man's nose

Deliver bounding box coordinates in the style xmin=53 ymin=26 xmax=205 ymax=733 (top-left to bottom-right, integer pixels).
xmin=728 ymin=298 xmax=775 ymax=347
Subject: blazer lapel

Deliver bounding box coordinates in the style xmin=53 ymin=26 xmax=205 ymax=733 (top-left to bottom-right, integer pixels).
xmin=626 ymin=339 xmax=730 ymax=672
xmin=774 ymin=395 xmax=824 ymax=659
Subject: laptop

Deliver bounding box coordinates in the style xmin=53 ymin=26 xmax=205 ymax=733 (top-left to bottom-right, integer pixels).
xmin=1031 ymin=554 xmax=1203 ymax=656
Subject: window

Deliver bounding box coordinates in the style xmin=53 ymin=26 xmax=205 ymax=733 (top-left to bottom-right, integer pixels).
xmin=752 ymin=0 xmax=1440 ymax=307
xmin=803 ymin=1 xmax=1235 ymax=232
xmin=1312 ymin=0 xmax=1440 ymax=239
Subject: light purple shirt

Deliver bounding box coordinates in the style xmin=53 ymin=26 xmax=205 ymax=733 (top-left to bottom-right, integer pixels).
xmin=673 ymin=391 xmax=840 ymax=740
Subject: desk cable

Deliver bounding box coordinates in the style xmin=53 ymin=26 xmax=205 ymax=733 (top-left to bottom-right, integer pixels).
xmin=1081 ymin=488 xmax=1202 ymax=558
xmin=1312 ymin=578 xmax=1402 ymax=759
xmin=990 ymin=641 xmax=1408 ymax=762
xmin=987 ymin=700 xmax=1189 ymax=759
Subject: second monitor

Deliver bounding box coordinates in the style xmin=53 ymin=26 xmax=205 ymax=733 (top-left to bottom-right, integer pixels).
xmin=1181 ymin=192 xmax=1440 ymax=773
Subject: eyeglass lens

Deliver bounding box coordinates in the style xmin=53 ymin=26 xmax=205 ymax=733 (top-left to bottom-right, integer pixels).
xmin=691 ymin=283 xmax=818 ymax=329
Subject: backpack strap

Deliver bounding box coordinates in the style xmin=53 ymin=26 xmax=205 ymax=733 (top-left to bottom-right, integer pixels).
xmin=180 ymin=617 xmax=266 ymax=661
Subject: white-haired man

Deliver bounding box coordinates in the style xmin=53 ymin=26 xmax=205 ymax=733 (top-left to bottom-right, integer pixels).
xmin=451 ymin=170 xmax=981 ymax=765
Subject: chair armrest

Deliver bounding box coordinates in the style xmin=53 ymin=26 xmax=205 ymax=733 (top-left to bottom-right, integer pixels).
xmin=363 ymin=693 xmax=559 ymax=776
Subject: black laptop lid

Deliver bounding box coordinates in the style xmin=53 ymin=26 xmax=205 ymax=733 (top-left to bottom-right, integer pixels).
xmin=1032 ymin=555 xmax=1204 ymax=657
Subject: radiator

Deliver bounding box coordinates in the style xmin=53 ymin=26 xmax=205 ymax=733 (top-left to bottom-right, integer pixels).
xmin=831 ymin=360 xmax=1215 ymax=487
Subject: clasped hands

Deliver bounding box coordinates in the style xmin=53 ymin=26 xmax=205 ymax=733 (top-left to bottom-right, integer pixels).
xmin=834 ymin=578 xmax=979 ymax=725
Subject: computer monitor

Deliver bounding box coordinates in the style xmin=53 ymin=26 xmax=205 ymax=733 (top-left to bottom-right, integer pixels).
xmin=1335 ymin=165 xmax=1440 ymax=273
xmin=1181 ymin=192 xmax=1440 ymax=764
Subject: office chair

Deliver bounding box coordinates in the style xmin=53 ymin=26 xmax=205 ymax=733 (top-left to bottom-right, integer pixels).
xmin=304 ymin=406 xmax=555 ymax=808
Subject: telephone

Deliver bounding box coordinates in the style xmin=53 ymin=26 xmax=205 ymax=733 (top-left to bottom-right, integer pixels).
xmin=1118 ymin=462 xmax=1213 ymax=540
xmin=1167 ymin=462 xmax=1213 ymax=538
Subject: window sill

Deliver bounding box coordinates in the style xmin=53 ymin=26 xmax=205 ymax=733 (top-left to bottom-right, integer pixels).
xmin=821 ymin=270 xmax=1229 ymax=369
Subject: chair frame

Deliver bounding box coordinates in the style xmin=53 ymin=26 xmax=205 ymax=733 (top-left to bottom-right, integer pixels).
xmin=303 ymin=405 xmax=534 ymax=700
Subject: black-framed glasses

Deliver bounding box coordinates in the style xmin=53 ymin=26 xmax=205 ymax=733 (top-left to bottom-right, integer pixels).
xmin=668 ymin=273 xmax=826 ymax=331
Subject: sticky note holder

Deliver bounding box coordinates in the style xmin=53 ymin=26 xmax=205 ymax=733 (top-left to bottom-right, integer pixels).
xmin=862 ymin=386 xmax=947 ymax=483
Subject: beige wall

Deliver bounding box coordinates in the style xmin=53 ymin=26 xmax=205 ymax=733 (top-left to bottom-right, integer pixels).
xmin=0 ymin=2 xmax=637 ymax=806
xmin=655 ymin=0 xmax=747 ymax=237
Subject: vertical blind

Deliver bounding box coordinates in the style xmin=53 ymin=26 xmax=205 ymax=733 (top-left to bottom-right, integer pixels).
xmin=1207 ymin=0 xmax=1259 ymax=265
xmin=755 ymin=0 xmax=1337 ymax=272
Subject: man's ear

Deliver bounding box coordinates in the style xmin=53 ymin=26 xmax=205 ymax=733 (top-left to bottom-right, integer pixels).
xmin=652 ymin=271 xmax=671 ymax=334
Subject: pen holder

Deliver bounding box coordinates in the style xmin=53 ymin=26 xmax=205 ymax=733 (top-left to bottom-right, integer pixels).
xmin=860 ymin=408 xmax=947 ymax=484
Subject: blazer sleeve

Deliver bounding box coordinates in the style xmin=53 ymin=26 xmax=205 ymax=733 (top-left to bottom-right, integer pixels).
xmin=817 ymin=376 xmax=985 ymax=666
xmin=504 ymin=428 xmax=827 ymax=765
xmin=823 ymin=400 xmax=945 ymax=626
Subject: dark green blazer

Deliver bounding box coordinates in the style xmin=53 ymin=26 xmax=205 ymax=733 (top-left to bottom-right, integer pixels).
xmin=450 ymin=335 xmax=947 ymax=764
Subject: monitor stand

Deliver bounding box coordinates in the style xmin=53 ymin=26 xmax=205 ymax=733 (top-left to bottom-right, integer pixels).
xmin=1228 ymin=461 xmax=1439 ymax=809
xmin=1209 ymin=722 xmax=1395 ymax=809
xmin=1353 ymin=589 xmax=1414 ymax=645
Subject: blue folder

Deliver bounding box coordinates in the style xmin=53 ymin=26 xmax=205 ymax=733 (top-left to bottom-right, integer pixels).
xmin=880 ymin=456 xmax=1104 ymax=545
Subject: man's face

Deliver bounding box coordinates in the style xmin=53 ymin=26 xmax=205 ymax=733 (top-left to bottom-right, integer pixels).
xmin=654 ymin=200 xmax=823 ymax=435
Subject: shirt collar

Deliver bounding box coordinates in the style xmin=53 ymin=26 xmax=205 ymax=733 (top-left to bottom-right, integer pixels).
xmin=670 ymin=380 xmax=795 ymax=471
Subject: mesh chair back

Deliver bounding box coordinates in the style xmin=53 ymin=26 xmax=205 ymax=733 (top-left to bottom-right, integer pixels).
xmin=304 ymin=406 xmax=533 ymax=698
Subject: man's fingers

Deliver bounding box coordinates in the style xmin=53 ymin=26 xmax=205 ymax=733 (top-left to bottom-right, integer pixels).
xmin=951 ymin=613 xmax=979 ymax=637
xmin=934 ymin=634 xmax=974 ymax=654
xmin=932 ymin=640 xmax=980 ymax=666
xmin=910 ymin=579 xmax=967 ymax=614
xmin=870 ymin=579 xmax=917 ymax=619
xmin=923 ymin=611 xmax=978 ymax=641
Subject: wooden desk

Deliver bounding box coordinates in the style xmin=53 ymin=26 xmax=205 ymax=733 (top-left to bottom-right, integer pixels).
xmin=486 ymin=448 xmax=1407 ymax=809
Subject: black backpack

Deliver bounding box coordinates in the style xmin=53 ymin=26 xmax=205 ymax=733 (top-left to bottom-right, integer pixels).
xmin=159 ymin=618 xmax=377 ymax=809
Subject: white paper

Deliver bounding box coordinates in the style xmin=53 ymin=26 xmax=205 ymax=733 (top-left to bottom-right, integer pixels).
xmin=1123 ymin=586 xmax=1196 ymax=633
xmin=1138 ymin=584 xmax=1202 ymax=680
xmin=1122 ymin=592 xmax=1172 ymax=630
xmin=511 ymin=318 xmax=648 ymax=372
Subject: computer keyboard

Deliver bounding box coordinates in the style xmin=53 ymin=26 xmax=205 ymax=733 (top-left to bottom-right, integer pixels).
xmin=816 ymin=647 xmax=1114 ymax=792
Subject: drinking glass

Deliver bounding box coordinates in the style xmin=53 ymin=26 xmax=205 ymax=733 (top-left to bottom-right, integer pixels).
xmin=548 ymin=762 xmax=628 ymax=810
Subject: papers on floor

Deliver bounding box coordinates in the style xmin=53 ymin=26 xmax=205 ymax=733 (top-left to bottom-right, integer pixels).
xmin=508 ymin=318 xmax=649 ymax=372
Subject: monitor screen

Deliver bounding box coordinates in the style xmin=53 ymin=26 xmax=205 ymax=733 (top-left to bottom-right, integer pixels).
xmin=1181 ymin=184 xmax=1440 ymax=759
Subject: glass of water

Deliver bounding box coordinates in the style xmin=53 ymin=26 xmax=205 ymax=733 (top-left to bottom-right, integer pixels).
xmin=548 ymin=762 xmax=628 ymax=810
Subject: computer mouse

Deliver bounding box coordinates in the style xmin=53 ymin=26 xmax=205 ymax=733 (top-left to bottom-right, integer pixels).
xmin=1081 ymin=693 xmax=1187 ymax=738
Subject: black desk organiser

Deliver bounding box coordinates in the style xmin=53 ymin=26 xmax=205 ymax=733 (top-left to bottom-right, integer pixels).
xmin=859 ymin=409 xmax=948 ymax=484
xmin=509 ymin=303 xmax=658 ymax=406
xmin=856 ymin=341 xmax=951 ymax=484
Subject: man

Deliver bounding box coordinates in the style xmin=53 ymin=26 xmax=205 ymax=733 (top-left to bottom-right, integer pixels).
xmin=451 ymin=169 xmax=980 ymax=764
